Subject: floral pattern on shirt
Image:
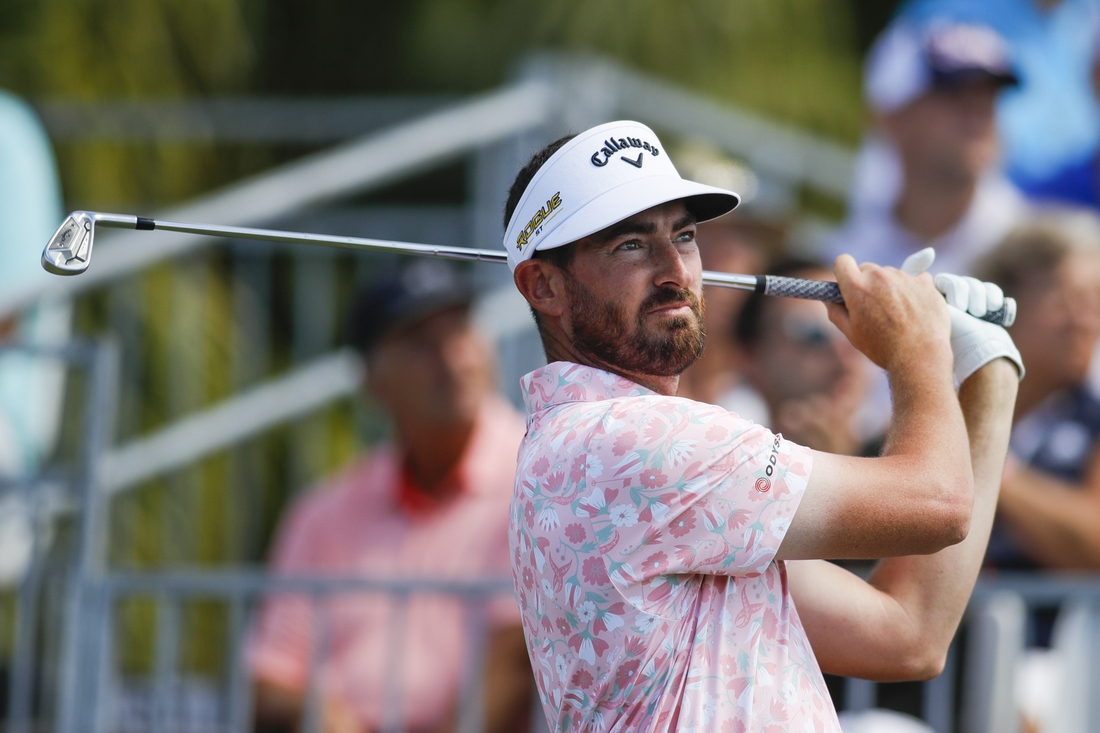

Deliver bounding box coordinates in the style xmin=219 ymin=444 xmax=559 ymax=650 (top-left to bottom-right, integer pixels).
xmin=510 ymin=362 xmax=838 ymax=733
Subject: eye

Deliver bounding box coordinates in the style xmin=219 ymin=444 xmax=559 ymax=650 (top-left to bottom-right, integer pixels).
xmin=615 ymin=240 xmax=641 ymax=252
xmin=675 ymin=228 xmax=696 ymax=243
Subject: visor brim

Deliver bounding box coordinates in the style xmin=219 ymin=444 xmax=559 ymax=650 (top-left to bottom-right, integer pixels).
xmin=532 ymin=175 xmax=740 ymax=254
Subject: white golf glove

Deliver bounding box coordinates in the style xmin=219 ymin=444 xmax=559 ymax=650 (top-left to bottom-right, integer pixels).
xmin=899 ymin=248 xmax=1025 ymax=385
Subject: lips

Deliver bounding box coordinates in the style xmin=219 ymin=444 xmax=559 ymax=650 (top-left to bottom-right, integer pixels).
xmin=648 ymin=302 xmax=692 ymax=316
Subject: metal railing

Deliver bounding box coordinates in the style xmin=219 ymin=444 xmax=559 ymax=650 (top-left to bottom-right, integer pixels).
xmin=840 ymin=575 xmax=1100 ymax=733
xmin=70 ymin=572 xmax=517 ymax=733
xmin=0 ymin=341 xmax=119 ymax=733
xmin=54 ymin=570 xmax=1100 ymax=733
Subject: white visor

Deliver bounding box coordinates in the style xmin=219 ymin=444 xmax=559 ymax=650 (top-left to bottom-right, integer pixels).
xmin=503 ymin=120 xmax=740 ymax=271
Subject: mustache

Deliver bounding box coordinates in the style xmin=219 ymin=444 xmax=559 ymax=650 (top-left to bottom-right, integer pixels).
xmin=640 ymin=287 xmax=703 ymax=315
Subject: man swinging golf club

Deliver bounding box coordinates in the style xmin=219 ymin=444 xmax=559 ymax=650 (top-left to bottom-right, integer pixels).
xmin=505 ymin=121 xmax=1022 ymax=732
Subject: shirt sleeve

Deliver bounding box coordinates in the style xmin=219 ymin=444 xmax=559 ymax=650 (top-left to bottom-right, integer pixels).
xmin=578 ymin=397 xmax=811 ymax=611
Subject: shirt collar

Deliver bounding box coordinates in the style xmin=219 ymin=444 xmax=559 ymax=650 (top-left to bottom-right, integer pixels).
xmin=520 ymin=361 xmax=656 ymax=414
xmin=388 ymin=395 xmax=522 ymax=517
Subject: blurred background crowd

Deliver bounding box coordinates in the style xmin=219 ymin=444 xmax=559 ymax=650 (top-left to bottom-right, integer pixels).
xmin=3 ymin=1 xmax=1100 ymax=732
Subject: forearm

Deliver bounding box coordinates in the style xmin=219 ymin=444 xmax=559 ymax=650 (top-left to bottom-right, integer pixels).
xmin=867 ymin=360 xmax=1017 ymax=668
xmin=790 ymin=360 xmax=1017 ymax=680
xmin=879 ymin=355 xmax=969 ymax=480
xmin=998 ymin=468 xmax=1100 ymax=568
xmin=779 ymin=356 xmax=971 ymax=560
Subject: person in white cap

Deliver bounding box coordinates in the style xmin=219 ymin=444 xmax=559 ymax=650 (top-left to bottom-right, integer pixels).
xmin=826 ymin=20 xmax=1028 ymax=276
xmin=504 ymin=120 xmax=1022 ymax=732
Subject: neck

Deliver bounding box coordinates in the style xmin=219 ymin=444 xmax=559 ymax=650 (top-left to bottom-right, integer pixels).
xmin=893 ymin=165 xmax=978 ymax=242
xmin=676 ymin=339 xmax=741 ymax=402
xmin=543 ymin=329 xmax=681 ymax=396
xmin=613 ymin=368 xmax=680 ymax=396
xmin=398 ymin=418 xmax=477 ymax=493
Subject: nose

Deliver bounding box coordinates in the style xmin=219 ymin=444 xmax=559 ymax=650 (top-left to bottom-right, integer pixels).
xmin=652 ymin=238 xmax=695 ymax=290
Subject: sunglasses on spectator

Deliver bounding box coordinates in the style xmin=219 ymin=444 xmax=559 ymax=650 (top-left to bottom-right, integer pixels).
xmin=782 ymin=314 xmax=840 ymax=348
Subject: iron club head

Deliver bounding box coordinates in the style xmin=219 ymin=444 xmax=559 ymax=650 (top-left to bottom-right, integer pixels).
xmin=42 ymin=212 xmax=95 ymax=276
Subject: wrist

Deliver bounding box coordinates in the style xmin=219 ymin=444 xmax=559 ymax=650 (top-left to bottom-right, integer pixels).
xmin=886 ymin=342 xmax=954 ymax=388
xmin=960 ymin=356 xmax=1020 ymax=391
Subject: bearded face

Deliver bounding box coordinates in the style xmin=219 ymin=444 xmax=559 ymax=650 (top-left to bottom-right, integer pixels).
xmin=565 ymin=278 xmax=706 ymax=377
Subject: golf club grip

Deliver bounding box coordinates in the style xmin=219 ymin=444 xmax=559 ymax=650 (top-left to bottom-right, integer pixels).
xmin=761 ymin=275 xmax=1016 ymax=327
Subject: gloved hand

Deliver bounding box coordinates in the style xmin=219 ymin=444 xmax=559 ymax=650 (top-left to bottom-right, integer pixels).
xmin=934 ymin=273 xmax=1024 ymax=385
xmin=899 ymin=248 xmax=1024 ymax=385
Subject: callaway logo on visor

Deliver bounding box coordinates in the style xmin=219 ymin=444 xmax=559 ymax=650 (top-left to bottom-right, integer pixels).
xmin=503 ymin=120 xmax=740 ymax=272
xmin=589 ymin=136 xmax=662 ymax=168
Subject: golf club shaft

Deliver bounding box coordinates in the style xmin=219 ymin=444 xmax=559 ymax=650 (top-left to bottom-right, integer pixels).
xmin=48 ymin=212 xmax=1016 ymax=326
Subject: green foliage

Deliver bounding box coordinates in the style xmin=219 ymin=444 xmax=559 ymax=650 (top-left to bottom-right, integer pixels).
xmin=0 ymin=0 xmax=257 ymax=208
xmin=405 ymin=0 xmax=865 ymax=141
xmin=22 ymin=1 xmax=252 ymax=96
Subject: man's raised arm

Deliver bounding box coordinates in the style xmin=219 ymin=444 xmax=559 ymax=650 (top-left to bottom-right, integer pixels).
xmin=774 ymin=257 xmax=1020 ymax=680
xmin=777 ymin=255 xmax=975 ymax=561
xmin=788 ymin=359 xmax=1017 ymax=679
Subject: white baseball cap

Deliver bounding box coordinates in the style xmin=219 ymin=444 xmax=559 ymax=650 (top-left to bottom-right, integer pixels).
xmin=865 ymin=20 xmax=1018 ymax=114
xmin=503 ymin=120 xmax=740 ymax=271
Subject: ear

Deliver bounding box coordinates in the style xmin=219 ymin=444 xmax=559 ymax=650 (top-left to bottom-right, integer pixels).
xmin=513 ymin=259 xmax=567 ymax=319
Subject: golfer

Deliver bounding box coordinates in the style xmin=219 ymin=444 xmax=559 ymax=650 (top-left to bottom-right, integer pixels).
xmin=504 ymin=121 xmax=1022 ymax=732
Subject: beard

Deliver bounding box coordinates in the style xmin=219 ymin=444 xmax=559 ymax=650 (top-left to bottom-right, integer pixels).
xmin=566 ymin=280 xmax=706 ymax=377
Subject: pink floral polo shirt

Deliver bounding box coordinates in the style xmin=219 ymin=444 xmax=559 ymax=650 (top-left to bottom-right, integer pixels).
xmin=510 ymin=362 xmax=839 ymax=733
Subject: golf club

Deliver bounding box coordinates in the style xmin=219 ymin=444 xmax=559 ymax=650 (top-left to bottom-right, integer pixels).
xmin=41 ymin=210 xmax=1016 ymax=327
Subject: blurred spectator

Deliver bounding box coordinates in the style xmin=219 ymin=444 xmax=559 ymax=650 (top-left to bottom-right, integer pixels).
xmin=249 ymin=261 xmax=533 ymax=733
xmin=0 ymin=91 xmax=68 ymax=589
xmin=733 ymin=258 xmax=882 ymax=456
xmin=675 ymin=215 xmax=771 ymax=418
xmin=0 ymin=91 xmax=67 ymax=477
xmin=972 ymin=213 xmax=1100 ymax=570
xmin=828 ymin=20 xmax=1028 ymax=274
xmin=899 ymin=0 xmax=1100 ymax=186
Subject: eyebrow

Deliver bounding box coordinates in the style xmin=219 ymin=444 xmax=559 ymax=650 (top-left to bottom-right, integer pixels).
xmin=593 ymin=220 xmax=656 ymax=244
xmin=591 ymin=212 xmax=698 ymax=245
xmin=673 ymin=213 xmax=697 ymax=231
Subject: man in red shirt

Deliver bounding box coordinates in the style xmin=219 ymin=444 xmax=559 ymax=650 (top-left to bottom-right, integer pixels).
xmin=250 ymin=261 xmax=533 ymax=733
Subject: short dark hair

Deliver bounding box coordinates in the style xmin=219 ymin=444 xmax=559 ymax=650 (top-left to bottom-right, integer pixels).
xmin=734 ymin=256 xmax=830 ymax=347
xmin=503 ymin=134 xmax=575 ymax=232
xmin=504 ymin=135 xmax=578 ymax=350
